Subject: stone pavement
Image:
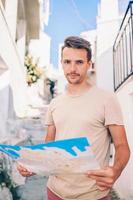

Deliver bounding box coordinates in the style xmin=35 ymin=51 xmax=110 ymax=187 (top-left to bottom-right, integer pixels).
xmin=15 ymin=175 xmax=48 ymax=200
xmin=12 ymin=106 xmax=49 ymax=200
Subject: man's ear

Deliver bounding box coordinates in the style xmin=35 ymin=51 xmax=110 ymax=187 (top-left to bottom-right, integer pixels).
xmin=87 ymin=61 xmax=92 ymax=70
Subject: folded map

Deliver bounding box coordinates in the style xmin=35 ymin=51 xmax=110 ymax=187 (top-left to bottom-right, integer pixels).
xmin=0 ymin=137 xmax=99 ymax=176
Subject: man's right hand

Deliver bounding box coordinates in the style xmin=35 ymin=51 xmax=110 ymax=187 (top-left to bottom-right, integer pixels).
xmin=17 ymin=164 xmax=35 ymax=177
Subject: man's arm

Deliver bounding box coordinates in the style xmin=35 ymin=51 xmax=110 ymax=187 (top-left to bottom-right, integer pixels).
xmin=45 ymin=124 xmax=56 ymax=142
xmin=87 ymin=125 xmax=130 ymax=191
xmin=109 ymin=125 xmax=130 ymax=178
xmin=17 ymin=124 xmax=56 ymax=177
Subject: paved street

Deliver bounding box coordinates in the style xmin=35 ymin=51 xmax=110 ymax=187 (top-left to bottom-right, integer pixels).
xmin=15 ymin=175 xmax=48 ymax=200
xmin=13 ymin=106 xmax=49 ymax=200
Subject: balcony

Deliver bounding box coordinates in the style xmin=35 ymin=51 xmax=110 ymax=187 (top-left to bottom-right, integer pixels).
xmin=113 ymin=1 xmax=133 ymax=91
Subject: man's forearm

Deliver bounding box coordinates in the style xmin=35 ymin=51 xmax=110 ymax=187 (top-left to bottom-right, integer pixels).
xmin=113 ymin=144 xmax=130 ymax=179
xmin=45 ymin=134 xmax=55 ymax=142
xmin=87 ymin=144 xmax=130 ymax=191
xmin=44 ymin=125 xmax=56 ymax=142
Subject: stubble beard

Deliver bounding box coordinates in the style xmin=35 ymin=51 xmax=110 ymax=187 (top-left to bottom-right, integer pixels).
xmin=66 ymin=74 xmax=82 ymax=85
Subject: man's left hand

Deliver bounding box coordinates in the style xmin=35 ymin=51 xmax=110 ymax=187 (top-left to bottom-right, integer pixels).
xmin=87 ymin=166 xmax=120 ymax=191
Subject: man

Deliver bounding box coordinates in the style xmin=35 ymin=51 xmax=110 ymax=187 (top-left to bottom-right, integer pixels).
xmin=18 ymin=36 xmax=130 ymax=200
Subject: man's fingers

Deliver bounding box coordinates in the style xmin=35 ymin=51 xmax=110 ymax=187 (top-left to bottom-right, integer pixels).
xmin=18 ymin=170 xmax=34 ymax=177
xmin=87 ymin=174 xmax=106 ymax=181
xmin=87 ymin=167 xmax=114 ymax=178
xmin=17 ymin=164 xmax=27 ymax=172
xmin=17 ymin=164 xmax=35 ymax=177
xmin=88 ymin=174 xmax=113 ymax=185
xmin=87 ymin=167 xmax=116 ymax=191
xmin=88 ymin=168 xmax=109 ymax=177
xmin=96 ymin=180 xmax=113 ymax=188
xmin=19 ymin=172 xmax=30 ymax=177
xmin=88 ymin=174 xmax=112 ymax=181
xmin=97 ymin=185 xmax=108 ymax=191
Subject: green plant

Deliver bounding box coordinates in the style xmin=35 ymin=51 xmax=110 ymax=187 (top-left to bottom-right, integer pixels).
xmin=46 ymin=78 xmax=56 ymax=98
xmin=109 ymin=188 xmax=121 ymax=200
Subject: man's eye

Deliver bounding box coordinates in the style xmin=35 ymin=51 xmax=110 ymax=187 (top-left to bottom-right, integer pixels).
xmin=76 ymin=60 xmax=84 ymax=64
xmin=64 ymin=60 xmax=70 ymax=64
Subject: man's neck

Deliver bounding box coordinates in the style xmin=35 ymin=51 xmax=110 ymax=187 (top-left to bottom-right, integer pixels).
xmin=66 ymin=82 xmax=92 ymax=95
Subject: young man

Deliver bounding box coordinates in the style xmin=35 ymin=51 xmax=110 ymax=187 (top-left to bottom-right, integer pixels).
xmin=18 ymin=36 xmax=130 ymax=200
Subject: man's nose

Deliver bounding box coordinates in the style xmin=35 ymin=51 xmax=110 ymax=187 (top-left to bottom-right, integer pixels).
xmin=70 ymin=63 xmax=77 ymax=72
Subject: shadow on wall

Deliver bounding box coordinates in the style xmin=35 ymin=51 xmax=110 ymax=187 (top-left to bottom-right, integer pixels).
xmin=0 ymin=85 xmax=16 ymax=138
xmin=0 ymin=56 xmax=17 ymax=138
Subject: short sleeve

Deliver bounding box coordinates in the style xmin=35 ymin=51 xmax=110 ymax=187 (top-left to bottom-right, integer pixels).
xmin=104 ymin=93 xmax=124 ymax=126
xmin=45 ymin=100 xmax=54 ymax=126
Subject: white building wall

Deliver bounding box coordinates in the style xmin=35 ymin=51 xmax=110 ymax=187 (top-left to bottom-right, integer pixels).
xmin=0 ymin=67 xmax=10 ymax=138
xmin=96 ymin=0 xmax=120 ymax=91
xmin=80 ymin=30 xmax=97 ymax=85
xmin=25 ymin=0 xmax=51 ymax=107
xmin=40 ymin=0 xmax=50 ymax=28
xmin=29 ymin=32 xmax=51 ymax=67
xmin=58 ymin=43 xmax=63 ymax=74
xmin=80 ymin=30 xmax=97 ymax=64
xmin=57 ymin=43 xmax=67 ymax=94
xmin=96 ymin=1 xmax=133 ymax=199
xmin=28 ymin=0 xmax=51 ymax=68
xmin=114 ymin=79 xmax=133 ymax=200
xmin=4 ymin=0 xmax=18 ymax=41
xmin=16 ymin=19 xmax=26 ymax=66
xmin=0 ymin=1 xmax=27 ymax=125
xmin=0 ymin=0 xmax=51 ymax=143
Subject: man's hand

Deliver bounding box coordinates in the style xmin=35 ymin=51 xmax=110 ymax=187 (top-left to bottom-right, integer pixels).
xmin=87 ymin=166 xmax=120 ymax=191
xmin=17 ymin=164 xmax=35 ymax=177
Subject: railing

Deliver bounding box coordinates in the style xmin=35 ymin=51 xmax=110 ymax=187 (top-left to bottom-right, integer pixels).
xmin=113 ymin=1 xmax=133 ymax=91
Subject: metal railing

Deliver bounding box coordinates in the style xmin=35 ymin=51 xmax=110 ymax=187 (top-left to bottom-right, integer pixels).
xmin=113 ymin=1 xmax=133 ymax=91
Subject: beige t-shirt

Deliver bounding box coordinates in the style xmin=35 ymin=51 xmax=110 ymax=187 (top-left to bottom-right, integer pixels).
xmin=45 ymin=86 xmax=123 ymax=200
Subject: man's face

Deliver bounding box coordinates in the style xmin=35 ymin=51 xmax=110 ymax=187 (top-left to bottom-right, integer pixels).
xmin=61 ymin=47 xmax=91 ymax=85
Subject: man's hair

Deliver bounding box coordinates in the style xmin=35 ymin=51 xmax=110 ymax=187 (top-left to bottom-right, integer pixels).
xmin=62 ymin=36 xmax=92 ymax=61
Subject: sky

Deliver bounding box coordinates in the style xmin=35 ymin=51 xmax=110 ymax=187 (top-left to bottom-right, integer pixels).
xmin=45 ymin=0 xmax=100 ymax=68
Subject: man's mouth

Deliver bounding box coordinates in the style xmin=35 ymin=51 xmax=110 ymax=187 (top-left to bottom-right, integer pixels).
xmin=68 ymin=74 xmax=80 ymax=78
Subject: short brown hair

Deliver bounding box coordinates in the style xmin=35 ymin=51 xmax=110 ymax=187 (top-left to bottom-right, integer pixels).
xmin=62 ymin=36 xmax=92 ymax=61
